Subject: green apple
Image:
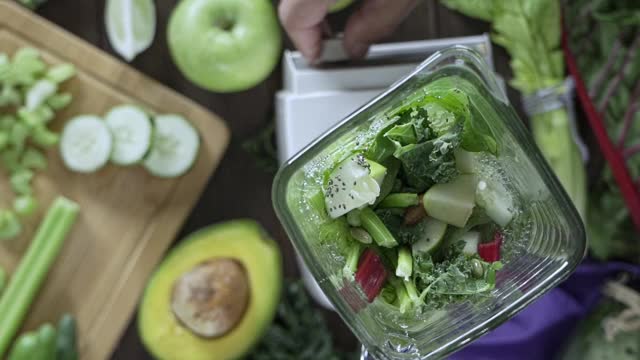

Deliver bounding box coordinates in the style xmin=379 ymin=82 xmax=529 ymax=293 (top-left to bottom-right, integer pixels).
xmin=329 ymin=0 xmax=354 ymax=13
xmin=167 ymin=0 xmax=281 ymax=92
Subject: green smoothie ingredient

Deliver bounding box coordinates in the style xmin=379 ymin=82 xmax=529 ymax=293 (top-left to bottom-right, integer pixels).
xmin=318 ymin=76 xmax=511 ymax=313
xmin=0 ymin=47 xmax=76 ymax=239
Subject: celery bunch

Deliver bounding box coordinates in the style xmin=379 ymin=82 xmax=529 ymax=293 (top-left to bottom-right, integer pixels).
xmin=442 ymin=0 xmax=587 ymax=218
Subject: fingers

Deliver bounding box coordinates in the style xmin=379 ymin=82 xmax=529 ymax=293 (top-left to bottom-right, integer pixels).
xmin=343 ymin=0 xmax=418 ymax=58
xmin=278 ymin=0 xmax=333 ymax=62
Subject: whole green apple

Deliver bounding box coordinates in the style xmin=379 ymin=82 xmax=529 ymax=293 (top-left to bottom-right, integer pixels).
xmin=167 ymin=0 xmax=281 ymax=92
xmin=329 ymin=0 xmax=354 ymax=13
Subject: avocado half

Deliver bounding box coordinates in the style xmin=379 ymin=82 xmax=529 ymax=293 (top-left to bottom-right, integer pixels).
xmin=138 ymin=220 xmax=282 ymax=360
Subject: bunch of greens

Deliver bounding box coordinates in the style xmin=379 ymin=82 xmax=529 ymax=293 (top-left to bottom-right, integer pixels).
xmin=441 ymin=0 xmax=587 ymax=219
xmin=250 ymin=281 xmax=356 ymax=360
xmin=564 ymin=0 xmax=640 ymax=263
xmin=0 ymin=48 xmax=75 ymax=240
xmin=242 ymin=120 xmax=279 ymax=174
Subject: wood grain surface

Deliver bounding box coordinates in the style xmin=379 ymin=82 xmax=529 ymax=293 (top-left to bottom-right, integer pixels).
xmin=5 ymin=1 xmax=519 ymax=358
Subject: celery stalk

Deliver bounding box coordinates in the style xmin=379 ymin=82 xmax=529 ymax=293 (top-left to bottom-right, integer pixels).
xmin=531 ymin=109 xmax=586 ymax=218
xmin=0 ymin=197 xmax=79 ymax=357
xmin=0 ymin=266 xmax=6 ymax=294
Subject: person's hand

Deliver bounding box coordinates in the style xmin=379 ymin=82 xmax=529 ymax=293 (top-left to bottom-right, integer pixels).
xmin=278 ymin=0 xmax=418 ymax=63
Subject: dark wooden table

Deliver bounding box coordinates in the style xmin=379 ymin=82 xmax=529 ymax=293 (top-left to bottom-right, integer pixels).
xmin=34 ymin=1 xmax=520 ymax=358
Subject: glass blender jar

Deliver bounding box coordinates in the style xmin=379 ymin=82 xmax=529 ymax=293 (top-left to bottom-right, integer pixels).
xmin=273 ymin=46 xmax=586 ymax=359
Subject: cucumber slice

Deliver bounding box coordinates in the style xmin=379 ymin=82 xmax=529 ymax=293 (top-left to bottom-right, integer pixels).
xmin=411 ymin=217 xmax=447 ymax=254
xmin=423 ymin=174 xmax=477 ymax=228
xmin=324 ymin=155 xmax=381 ymax=218
xmin=105 ymin=105 xmax=153 ymax=165
xmin=60 ymin=115 xmax=112 ymax=173
xmin=460 ymin=231 xmax=480 ymax=255
xmin=476 ymin=178 xmax=515 ymax=227
xmin=143 ymin=114 xmax=200 ymax=178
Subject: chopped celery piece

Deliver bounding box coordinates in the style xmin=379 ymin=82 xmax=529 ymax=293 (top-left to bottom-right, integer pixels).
xmin=34 ymin=105 xmax=54 ymax=123
xmin=14 ymin=195 xmax=38 ymax=216
xmin=17 ymin=107 xmax=41 ymax=127
xmin=10 ymin=169 xmax=33 ymax=195
xmin=343 ymin=242 xmax=362 ymax=280
xmin=360 ymin=207 xmax=398 ymax=248
xmin=31 ymin=125 xmax=59 ymax=147
xmin=0 ymin=132 xmax=8 ymax=151
xmin=377 ymin=193 xmax=420 ymax=209
xmin=46 ymin=93 xmax=72 ymax=110
xmin=0 ymin=209 xmax=21 ymax=240
xmin=7 ymin=48 xmax=45 ymax=86
xmin=25 ymin=79 xmax=57 ymax=110
xmin=0 ymin=85 xmax=20 ymax=107
xmin=21 ymin=147 xmax=47 ymax=170
xmin=45 ymin=64 xmax=75 ymax=84
xmin=0 ymin=115 xmax=15 ymax=130
xmin=0 ymin=266 xmax=5 ymax=294
xmin=2 ymin=150 xmax=21 ymax=172
xmin=9 ymin=122 xmax=28 ymax=151
xmin=395 ymin=247 xmax=413 ymax=280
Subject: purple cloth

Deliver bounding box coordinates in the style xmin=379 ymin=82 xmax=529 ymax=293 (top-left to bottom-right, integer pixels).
xmin=449 ymin=260 xmax=640 ymax=360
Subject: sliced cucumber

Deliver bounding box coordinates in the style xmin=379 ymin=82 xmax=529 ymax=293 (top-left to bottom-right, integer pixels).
xmin=105 ymin=105 xmax=153 ymax=165
xmin=423 ymin=174 xmax=477 ymax=228
xmin=60 ymin=115 xmax=112 ymax=173
xmin=411 ymin=217 xmax=447 ymax=254
xmin=460 ymin=231 xmax=480 ymax=255
xmin=324 ymin=155 xmax=381 ymax=218
xmin=476 ymin=177 xmax=515 ymax=227
xmin=143 ymin=114 xmax=200 ymax=178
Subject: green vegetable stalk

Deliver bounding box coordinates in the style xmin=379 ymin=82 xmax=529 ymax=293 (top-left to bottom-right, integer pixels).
xmin=442 ymin=0 xmax=587 ymax=218
xmin=0 ymin=266 xmax=6 ymax=294
xmin=0 ymin=197 xmax=80 ymax=357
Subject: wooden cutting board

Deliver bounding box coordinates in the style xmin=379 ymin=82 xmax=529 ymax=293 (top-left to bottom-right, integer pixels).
xmin=0 ymin=1 xmax=230 ymax=359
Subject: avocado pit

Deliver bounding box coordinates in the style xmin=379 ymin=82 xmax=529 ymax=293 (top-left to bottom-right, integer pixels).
xmin=171 ymin=258 xmax=249 ymax=338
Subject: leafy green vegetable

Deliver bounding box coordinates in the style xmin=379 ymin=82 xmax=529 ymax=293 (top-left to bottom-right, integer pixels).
xmin=564 ymin=0 xmax=640 ymax=261
xmin=242 ymin=120 xmax=278 ymax=174
xmin=395 ymin=136 xmax=459 ymax=190
xmin=250 ymin=281 xmax=357 ymax=360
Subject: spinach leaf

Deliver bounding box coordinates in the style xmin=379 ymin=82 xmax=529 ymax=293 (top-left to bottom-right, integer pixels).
xmin=384 ymin=122 xmax=417 ymax=147
xmin=395 ymin=133 xmax=460 ymax=191
xmin=461 ymin=106 xmax=499 ymax=155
